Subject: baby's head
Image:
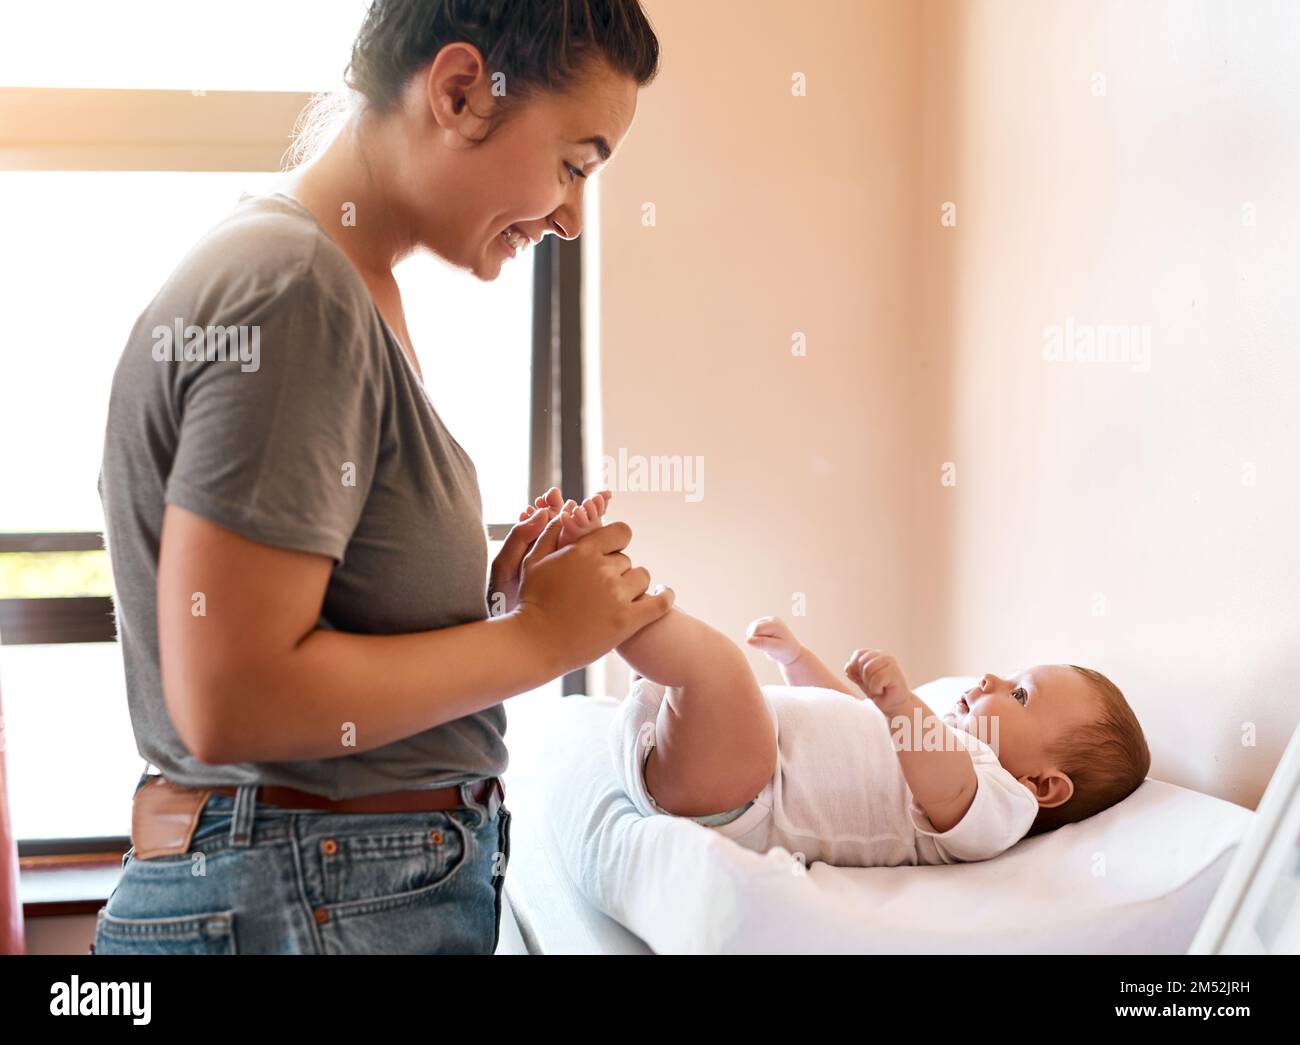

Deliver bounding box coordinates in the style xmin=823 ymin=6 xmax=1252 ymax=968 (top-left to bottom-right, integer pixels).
xmin=944 ymin=665 xmax=1149 ymax=836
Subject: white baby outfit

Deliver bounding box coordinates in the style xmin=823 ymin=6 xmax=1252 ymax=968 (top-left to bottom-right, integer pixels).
xmin=609 ymin=678 xmax=1040 ymax=866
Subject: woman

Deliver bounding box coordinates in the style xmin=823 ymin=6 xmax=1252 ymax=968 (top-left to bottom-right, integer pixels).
xmin=93 ymin=0 xmax=671 ymax=955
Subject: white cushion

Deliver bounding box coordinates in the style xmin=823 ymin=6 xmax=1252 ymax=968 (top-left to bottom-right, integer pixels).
xmin=536 ymin=678 xmax=1254 ymax=954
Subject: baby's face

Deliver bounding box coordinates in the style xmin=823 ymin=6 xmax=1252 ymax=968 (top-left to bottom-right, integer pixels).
xmin=942 ymin=665 xmax=1098 ymax=780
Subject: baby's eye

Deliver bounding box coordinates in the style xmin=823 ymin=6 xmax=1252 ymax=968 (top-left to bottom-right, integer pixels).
xmin=1012 ymin=687 xmax=1028 ymax=705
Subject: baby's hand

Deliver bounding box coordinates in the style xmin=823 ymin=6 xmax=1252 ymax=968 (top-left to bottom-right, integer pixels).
xmin=745 ymin=616 xmax=802 ymax=665
xmin=844 ymin=649 xmax=912 ymax=713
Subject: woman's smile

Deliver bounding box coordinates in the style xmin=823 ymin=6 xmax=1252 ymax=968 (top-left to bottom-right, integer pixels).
xmin=498 ymin=224 xmax=537 ymax=259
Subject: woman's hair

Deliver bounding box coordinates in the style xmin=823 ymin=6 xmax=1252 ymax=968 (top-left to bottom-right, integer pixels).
xmin=287 ymin=0 xmax=660 ymax=168
xmin=1025 ymin=666 xmax=1150 ymax=836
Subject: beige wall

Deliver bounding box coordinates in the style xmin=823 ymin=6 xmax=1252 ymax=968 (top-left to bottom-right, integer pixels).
xmin=589 ymin=0 xmax=939 ymax=706
xmin=592 ymin=0 xmax=1299 ymax=810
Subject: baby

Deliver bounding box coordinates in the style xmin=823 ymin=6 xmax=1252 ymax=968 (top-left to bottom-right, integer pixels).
xmin=529 ymin=490 xmax=1151 ymax=867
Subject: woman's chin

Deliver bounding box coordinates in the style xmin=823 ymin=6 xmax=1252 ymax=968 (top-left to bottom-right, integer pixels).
xmin=468 ymin=249 xmax=505 ymax=281
xmin=427 ymin=241 xmax=501 ymax=282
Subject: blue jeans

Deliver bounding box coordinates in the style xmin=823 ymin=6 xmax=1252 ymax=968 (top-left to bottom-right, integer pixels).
xmin=93 ymin=776 xmax=511 ymax=955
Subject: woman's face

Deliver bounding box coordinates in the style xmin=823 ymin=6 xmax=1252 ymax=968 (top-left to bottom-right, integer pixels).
xmin=401 ymin=44 xmax=640 ymax=279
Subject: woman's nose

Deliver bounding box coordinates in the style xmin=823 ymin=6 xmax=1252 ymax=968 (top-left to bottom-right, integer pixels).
xmin=549 ymin=210 xmax=580 ymax=240
xmin=550 ymin=194 xmax=583 ymax=240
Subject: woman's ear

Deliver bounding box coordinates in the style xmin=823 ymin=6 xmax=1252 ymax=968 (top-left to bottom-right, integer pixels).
xmin=421 ymin=41 xmax=495 ymax=142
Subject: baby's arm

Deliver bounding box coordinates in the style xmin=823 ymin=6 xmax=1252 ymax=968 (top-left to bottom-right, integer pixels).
xmin=745 ymin=616 xmax=856 ymax=696
xmin=846 ymin=649 xmax=978 ymax=833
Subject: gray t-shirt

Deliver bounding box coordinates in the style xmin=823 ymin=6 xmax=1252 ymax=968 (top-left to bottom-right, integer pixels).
xmin=98 ymin=191 xmax=507 ymax=799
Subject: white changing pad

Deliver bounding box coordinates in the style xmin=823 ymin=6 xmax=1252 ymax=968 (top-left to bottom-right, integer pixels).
xmin=533 ymin=678 xmax=1255 ymax=954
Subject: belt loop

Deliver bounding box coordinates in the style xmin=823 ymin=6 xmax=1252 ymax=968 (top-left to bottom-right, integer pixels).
xmin=229 ymin=783 xmax=259 ymax=847
xmin=457 ymin=780 xmax=491 ymax=828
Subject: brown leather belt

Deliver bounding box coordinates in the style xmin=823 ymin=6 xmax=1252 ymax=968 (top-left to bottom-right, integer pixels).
xmin=206 ymin=777 xmax=502 ymax=814
xmin=129 ymin=774 xmax=505 ymax=861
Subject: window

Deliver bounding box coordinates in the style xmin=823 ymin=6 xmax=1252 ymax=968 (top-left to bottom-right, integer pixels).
xmin=0 ymin=1 xmax=375 ymax=92
xmin=0 ymin=8 xmax=585 ymax=855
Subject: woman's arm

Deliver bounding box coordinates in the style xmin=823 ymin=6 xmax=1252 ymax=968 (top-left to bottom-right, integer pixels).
xmin=158 ymin=504 xmax=672 ymax=764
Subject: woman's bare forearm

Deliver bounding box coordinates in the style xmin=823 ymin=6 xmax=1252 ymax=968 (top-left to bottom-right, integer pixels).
xmin=181 ymin=612 xmax=560 ymax=764
xmin=157 ymin=502 xmax=674 ymax=767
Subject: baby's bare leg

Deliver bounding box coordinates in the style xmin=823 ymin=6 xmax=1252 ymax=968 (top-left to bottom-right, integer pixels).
xmin=617 ymin=607 xmax=777 ymax=817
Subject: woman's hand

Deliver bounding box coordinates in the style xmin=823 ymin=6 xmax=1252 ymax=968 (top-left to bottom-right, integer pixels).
xmin=488 ymin=498 xmax=555 ymax=618
xmin=487 ymin=487 xmax=615 ymax=616
xmin=513 ymin=508 xmax=674 ymax=676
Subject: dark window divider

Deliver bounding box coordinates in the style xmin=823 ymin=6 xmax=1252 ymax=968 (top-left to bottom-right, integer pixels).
xmin=530 ymin=235 xmax=588 ymax=697
xmin=0 ymin=532 xmax=104 ymax=553
xmin=0 ymin=596 xmax=116 ymax=646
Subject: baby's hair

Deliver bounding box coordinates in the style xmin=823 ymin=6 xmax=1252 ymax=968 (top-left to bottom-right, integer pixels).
xmin=1025 ymin=666 xmax=1150 ymax=836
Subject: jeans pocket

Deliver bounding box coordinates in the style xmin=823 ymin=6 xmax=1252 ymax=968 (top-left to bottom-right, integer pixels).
xmin=94 ymin=907 xmax=236 ymax=955
xmin=317 ymin=811 xmax=471 ymax=914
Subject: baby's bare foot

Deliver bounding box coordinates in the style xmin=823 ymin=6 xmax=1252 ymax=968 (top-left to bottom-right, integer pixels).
xmin=557 ymin=491 xmax=612 ymax=549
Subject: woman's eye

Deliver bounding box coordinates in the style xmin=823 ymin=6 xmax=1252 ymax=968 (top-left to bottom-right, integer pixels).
xmin=565 ymin=163 xmax=585 ymax=183
xmin=1013 ymin=687 xmax=1028 ymax=705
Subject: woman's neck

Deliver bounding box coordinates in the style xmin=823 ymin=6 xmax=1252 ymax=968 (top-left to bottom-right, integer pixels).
xmin=276 ymin=114 xmax=426 ymax=380
xmin=278 ymin=114 xmax=416 ymax=283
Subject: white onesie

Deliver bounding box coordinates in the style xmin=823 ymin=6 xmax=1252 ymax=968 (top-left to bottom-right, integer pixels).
xmin=609 ymin=679 xmax=1040 ymax=867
